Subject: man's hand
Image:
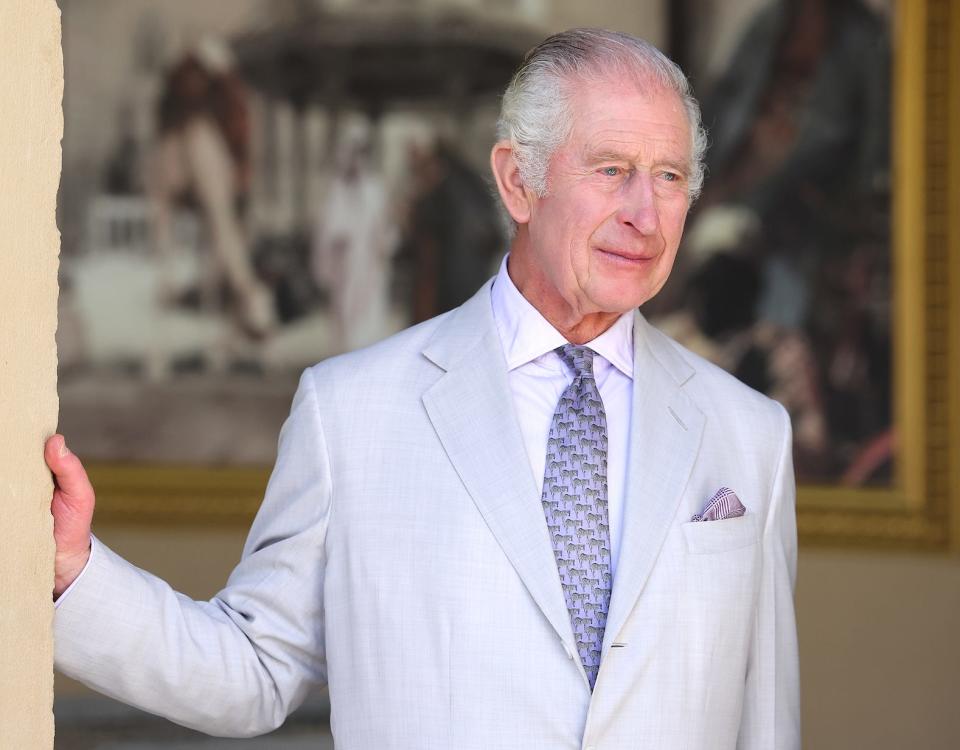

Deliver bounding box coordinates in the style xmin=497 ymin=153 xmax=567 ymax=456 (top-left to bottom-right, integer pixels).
xmin=44 ymin=434 xmax=95 ymax=598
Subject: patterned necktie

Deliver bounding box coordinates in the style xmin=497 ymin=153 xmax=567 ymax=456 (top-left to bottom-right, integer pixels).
xmin=541 ymin=344 xmax=611 ymax=690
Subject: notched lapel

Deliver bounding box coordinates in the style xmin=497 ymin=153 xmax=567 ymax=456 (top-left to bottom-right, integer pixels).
xmin=421 ymin=287 xmax=582 ymax=671
xmin=602 ymin=316 xmax=706 ymax=655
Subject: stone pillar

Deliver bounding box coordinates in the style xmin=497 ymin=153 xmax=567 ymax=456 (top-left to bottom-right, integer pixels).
xmin=0 ymin=1 xmax=62 ymax=747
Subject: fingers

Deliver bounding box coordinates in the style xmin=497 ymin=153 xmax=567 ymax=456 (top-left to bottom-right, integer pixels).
xmin=45 ymin=434 xmax=95 ymax=511
xmin=46 ymin=433 xmax=95 ymax=546
xmin=46 ymin=435 xmax=95 ymax=597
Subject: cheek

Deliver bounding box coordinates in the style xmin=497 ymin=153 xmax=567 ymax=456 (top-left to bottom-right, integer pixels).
xmin=570 ymin=218 xmax=605 ymax=277
xmin=663 ymin=203 xmax=689 ymax=243
xmin=527 ymin=212 xmax=578 ymax=289
xmin=541 ymin=207 xmax=592 ymax=264
xmin=531 ymin=190 xmax=617 ymax=280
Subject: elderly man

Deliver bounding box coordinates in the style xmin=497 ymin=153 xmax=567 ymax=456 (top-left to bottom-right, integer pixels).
xmin=48 ymin=29 xmax=800 ymax=749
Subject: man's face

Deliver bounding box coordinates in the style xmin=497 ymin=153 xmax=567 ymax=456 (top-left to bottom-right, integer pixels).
xmin=518 ymin=76 xmax=692 ymax=317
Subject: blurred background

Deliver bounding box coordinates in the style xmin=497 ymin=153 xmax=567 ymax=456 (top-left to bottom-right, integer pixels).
xmin=54 ymin=0 xmax=959 ymax=748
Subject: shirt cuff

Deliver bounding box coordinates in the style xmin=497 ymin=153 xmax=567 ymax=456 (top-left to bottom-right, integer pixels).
xmin=53 ymin=535 xmax=97 ymax=609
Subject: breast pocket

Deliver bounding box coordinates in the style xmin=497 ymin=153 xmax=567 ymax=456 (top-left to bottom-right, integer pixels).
xmin=675 ymin=513 xmax=761 ymax=678
xmin=682 ymin=513 xmax=759 ymax=555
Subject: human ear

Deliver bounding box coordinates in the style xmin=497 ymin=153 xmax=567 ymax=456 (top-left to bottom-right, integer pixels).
xmin=490 ymin=141 xmax=532 ymax=225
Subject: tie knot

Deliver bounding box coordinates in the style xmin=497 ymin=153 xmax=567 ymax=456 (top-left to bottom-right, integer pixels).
xmin=558 ymin=344 xmax=595 ymax=379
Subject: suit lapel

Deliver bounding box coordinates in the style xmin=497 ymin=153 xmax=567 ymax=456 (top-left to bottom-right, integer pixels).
xmin=602 ymin=314 xmax=705 ymax=655
xmin=421 ymin=284 xmax=582 ymax=670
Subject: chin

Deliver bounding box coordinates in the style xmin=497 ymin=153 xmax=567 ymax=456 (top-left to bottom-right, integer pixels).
xmin=589 ymin=293 xmax=644 ymax=315
xmin=589 ymin=280 xmax=653 ymax=314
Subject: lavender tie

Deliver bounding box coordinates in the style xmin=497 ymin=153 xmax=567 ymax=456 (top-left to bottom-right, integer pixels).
xmin=541 ymin=345 xmax=611 ymax=689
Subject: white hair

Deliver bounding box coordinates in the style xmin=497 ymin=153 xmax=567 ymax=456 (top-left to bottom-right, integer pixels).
xmin=495 ymin=28 xmax=708 ymax=235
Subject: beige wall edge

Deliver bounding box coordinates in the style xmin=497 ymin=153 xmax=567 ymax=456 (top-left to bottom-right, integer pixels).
xmin=0 ymin=0 xmax=63 ymax=747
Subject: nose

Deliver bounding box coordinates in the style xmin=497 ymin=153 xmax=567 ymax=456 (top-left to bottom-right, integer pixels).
xmin=617 ymin=171 xmax=659 ymax=236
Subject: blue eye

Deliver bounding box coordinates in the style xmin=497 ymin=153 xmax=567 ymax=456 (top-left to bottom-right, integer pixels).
xmin=661 ymin=172 xmax=678 ymax=182
xmin=600 ymin=166 xmax=621 ymax=177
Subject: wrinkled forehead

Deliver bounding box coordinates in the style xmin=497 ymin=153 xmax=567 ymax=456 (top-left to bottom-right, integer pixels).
xmin=561 ymin=72 xmax=692 ymax=154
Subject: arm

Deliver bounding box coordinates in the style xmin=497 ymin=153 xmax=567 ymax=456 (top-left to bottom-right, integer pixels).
xmin=52 ymin=369 xmax=332 ymax=738
xmin=737 ymin=402 xmax=801 ymax=749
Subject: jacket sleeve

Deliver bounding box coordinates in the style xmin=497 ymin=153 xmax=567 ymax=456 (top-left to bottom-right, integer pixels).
xmin=737 ymin=402 xmax=801 ymax=749
xmin=54 ymin=368 xmax=332 ymax=738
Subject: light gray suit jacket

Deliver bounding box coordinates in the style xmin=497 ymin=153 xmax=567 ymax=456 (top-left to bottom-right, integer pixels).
xmin=55 ymin=281 xmax=800 ymax=748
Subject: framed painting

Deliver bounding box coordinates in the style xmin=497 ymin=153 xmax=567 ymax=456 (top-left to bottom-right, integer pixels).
xmin=790 ymin=0 xmax=960 ymax=550
xmin=64 ymin=0 xmax=958 ymax=551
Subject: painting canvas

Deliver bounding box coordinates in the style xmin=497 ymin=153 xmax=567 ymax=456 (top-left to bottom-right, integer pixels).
xmin=57 ymin=0 xmax=533 ymax=469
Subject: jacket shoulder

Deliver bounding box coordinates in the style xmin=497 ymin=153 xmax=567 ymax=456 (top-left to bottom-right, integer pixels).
xmin=302 ymin=311 xmax=454 ymax=395
xmin=647 ymin=322 xmax=788 ymax=429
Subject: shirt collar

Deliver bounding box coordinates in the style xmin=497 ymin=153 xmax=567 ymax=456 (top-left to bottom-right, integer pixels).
xmin=490 ymin=254 xmax=635 ymax=377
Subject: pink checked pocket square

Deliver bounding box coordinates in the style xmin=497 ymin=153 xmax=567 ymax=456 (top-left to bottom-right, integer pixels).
xmin=691 ymin=487 xmax=746 ymax=522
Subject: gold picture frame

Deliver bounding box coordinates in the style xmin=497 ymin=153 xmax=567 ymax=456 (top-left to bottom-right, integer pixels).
xmin=797 ymin=0 xmax=959 ymax=551
xmin=86 ymin=0 xmax=959 ymax=551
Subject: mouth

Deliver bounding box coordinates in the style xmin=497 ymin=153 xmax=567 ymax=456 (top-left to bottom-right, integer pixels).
xmin=594 ymin=247 xmax=658 ymax=265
